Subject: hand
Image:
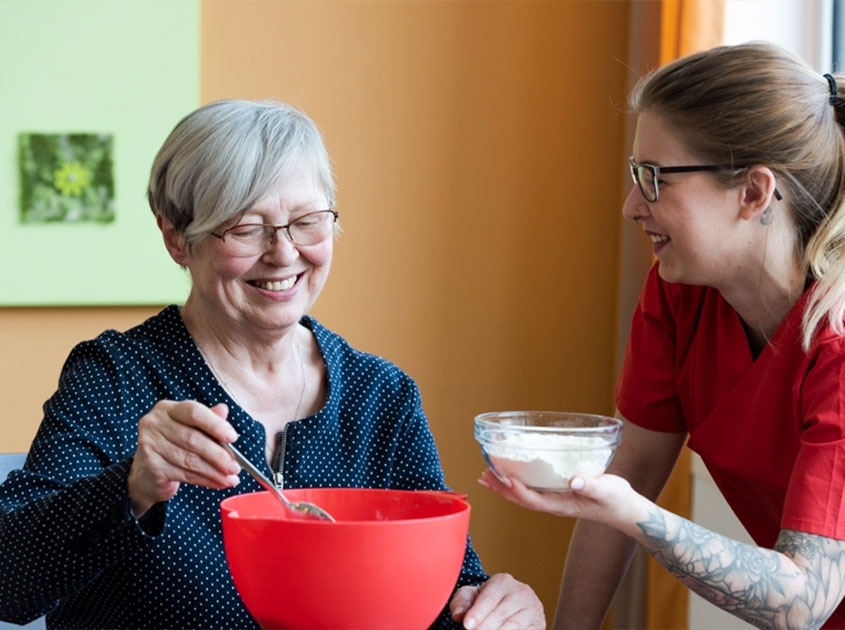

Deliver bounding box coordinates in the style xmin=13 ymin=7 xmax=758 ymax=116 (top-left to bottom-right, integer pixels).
xmin=128 ymin=401 xmax=240 ymax=516
xmin=450 ymin=572 xmax=545 ymax=629
xmin=478 ymin=469 xmax=646 ymax=532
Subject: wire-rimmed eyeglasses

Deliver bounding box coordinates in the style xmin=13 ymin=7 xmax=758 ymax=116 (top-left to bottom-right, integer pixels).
xmin=628 ymin=156 xmax=735 ymax=203
xmin=210 ymin=209 xmax=338 ymax=257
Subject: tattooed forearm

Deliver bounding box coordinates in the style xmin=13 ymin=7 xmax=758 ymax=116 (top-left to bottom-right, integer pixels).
xmin=636 ymin=509 xmax=845 ymax=629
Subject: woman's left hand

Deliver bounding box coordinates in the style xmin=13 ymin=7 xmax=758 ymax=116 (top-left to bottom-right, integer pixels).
xmin=450 ymin=572 xmax=545 ymax=629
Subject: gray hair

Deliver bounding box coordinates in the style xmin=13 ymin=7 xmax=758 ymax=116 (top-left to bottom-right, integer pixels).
xmin=147 ymin=99 xmax=336 ymax=245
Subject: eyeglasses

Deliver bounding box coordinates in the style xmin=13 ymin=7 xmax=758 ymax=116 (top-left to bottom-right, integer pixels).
xmin=628 ymin=156 xmax=734 ymax=203
xmin=210 ymin=209 xmax=338 ymax=257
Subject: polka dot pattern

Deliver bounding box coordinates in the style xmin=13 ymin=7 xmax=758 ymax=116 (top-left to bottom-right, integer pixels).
xmin=0 ymin=306 xmax=487 ymax=629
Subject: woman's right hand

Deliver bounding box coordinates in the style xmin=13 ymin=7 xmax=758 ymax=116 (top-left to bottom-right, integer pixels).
xmin=477 ymin=469 xmax=651 ymax=534
xmin=476 ymin=419 xmax=687 ymax=535
xmin=128 ymin=401 xmax=240 ymax=516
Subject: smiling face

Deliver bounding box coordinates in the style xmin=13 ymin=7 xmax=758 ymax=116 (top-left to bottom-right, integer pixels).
xmin=175 ymin=166 xmax=333 ymax=340
xmin=623 ymin=111 xmax=749 ymax=287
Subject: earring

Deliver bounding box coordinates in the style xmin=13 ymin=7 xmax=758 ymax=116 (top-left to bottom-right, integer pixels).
xmin=761 ymin=206 xmax=773 ymax=225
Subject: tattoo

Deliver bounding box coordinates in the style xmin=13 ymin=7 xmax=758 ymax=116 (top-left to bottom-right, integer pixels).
xmin=637 ymin=510 xmax=845 ymax=629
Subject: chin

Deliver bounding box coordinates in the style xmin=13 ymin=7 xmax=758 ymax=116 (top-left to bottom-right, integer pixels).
xmin=655 ymin=262 xmax=686 ymax=285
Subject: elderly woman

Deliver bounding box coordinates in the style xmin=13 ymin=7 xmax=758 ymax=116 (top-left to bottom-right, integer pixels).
xmin=0 ymin=99 xmax=544 ymax=630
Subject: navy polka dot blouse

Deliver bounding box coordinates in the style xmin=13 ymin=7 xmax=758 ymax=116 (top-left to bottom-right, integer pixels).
xmin=0 ymin=305 xmax=487 ymax=629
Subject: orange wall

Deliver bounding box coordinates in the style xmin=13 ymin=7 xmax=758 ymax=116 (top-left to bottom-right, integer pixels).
xmin=1 ymin=1 xmax=633 ymax=622
xmin=200 ymin=0 xmax=631 ymax=618
xmin=1 ymin=307 xmax=161 ymax=450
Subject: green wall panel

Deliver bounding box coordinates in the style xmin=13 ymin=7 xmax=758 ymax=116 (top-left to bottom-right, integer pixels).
xmin=0 ymin=0 xmax=199 ymax=305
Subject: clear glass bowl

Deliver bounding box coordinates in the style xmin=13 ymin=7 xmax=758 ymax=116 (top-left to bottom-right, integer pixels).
xmin=474 ymin=411 xmax=623 ymax=491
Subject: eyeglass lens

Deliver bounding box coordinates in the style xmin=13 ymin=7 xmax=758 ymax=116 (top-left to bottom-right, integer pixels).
xmin=215 ymin=210 xmax=337 ymax=256
xmin=629 ymin=160 xmax=658 ymax=202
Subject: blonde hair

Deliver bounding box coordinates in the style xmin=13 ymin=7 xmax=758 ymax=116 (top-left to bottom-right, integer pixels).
xmin=630 ymin=41 xmax=845 ymax=350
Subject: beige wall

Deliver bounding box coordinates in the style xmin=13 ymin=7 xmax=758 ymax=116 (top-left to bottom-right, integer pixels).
xmin=2 ymin=1 xmax=634 ymax=622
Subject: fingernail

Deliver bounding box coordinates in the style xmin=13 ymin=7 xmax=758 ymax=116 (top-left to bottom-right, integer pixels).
xmin=464 ymin=616 xmax=477 ymax=630
xmin=570 ymin=477 xmax=585 ymax=490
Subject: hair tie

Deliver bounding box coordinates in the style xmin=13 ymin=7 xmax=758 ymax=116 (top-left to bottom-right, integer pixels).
xmin=824 ymin=73 xmax=838 ymax=105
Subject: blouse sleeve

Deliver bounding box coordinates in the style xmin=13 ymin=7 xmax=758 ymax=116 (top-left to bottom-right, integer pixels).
xmin=0 ymin=338 xmax=164 ymax=624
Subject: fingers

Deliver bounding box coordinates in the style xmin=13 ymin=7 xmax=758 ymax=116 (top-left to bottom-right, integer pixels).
xmin=142 ymin=402 xmax=237 ymax=476
xmin=129 ymin=400 xmax=241 ymax=513
xmin=569 ymin=475 xmax=587 ymax=490
xmin=477 ymin=470 xmax=549 ymax=511
xmin=167 ymin=401 xmax=238 ymax=445
xmin=477 ymin=469 xmax=589 ymax=519
xmin=453 ymin=573 xmax=546 ymax=630
xmin=479 ymin=467 xmax=646 ymax=531
xmin=449 ymin=584 xmax=478 ymax=623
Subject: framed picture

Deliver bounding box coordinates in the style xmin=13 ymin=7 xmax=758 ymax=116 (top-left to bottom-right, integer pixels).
xmin=19 ymin=133 xmax=115 ymax=224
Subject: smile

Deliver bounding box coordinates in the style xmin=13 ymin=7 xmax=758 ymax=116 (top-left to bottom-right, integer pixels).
xmin=251 ymin=277 xmax=297 ymax=291
xmin=650 ymin=234 xmax=669 ymax=244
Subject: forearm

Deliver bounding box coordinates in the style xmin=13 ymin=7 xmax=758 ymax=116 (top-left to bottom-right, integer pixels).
xmin=0 ymin=459 xmax=162 ymax=622
xmin=553 ymin=519 xmax=640 ymax=630
xmin=637 ymin=507 xmax=844 ymax=629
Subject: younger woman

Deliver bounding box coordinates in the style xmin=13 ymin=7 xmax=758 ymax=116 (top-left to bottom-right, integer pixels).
xmin=481 ymin=41 xmax=845 ymax=629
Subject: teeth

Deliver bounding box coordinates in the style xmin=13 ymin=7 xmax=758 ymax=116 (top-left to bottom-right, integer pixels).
xmin=255 ymin=277 xmax=296 ymax=291
xmin=650 ymin=234 xmax=669 ymax=244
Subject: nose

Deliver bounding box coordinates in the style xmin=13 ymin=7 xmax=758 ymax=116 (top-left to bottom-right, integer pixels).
xmin=263 ymin=228 xmax=299 ymax=263
xmin=622 ymin=185 xmax=649 ymax=222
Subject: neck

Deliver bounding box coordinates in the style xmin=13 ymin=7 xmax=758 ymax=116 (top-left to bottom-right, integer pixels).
xmin=181 ymin=297 xmax=302 ymax=368
xmin=183 ymin=309 xmax=309 ymax=445
xmin=719 ymin=261 xmax=806 ymax=347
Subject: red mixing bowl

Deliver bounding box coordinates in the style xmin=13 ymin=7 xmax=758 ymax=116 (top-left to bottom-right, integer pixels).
xmin=221 ymin=488 xmax=471 ymax=629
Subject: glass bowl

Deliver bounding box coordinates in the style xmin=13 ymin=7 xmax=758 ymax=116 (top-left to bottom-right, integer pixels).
xmin=474 ymin=411 xmax=623 ymax=491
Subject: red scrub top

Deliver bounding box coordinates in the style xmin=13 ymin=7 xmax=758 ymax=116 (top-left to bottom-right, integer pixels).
xmin=616 ymin=263 xmax=845 ymax=627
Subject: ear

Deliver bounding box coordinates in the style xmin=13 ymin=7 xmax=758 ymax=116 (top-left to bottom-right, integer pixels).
xmin=157 ymin=213 xmax=189 ymax=266
xmin=739 ymin=166 xmax=779 ymax=222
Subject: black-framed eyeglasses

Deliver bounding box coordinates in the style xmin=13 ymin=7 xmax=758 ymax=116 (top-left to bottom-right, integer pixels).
xmin=210 ymin=209 xmax=339 ymax=257
xmin=628 ymin=156 xmax=735 ymax=203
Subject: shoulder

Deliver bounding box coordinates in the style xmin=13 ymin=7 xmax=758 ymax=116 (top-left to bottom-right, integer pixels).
xmin=64 ymin=305 xmax=189 ymax=370
xmin=303 ymin=316 xmax=419 ymax=393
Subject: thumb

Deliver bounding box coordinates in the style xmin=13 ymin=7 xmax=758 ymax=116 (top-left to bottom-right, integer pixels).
xmin=210 ymin=402 xmax=230 ymax=420
xmin=209 ymin=403 xmax=238 ymax=444
xmin=450 ymin=584 xmax=479 ymax=621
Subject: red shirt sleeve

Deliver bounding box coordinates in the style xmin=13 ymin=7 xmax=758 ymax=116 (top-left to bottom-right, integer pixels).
xmin=783 ymin=332 xmax=845 ymax=536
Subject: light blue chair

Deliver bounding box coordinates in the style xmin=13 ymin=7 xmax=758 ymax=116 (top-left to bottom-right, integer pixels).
xmin=0 ymin=453 xmax=26 ymax=484
xmin=0 ymin=453 xmax=46 ymax=630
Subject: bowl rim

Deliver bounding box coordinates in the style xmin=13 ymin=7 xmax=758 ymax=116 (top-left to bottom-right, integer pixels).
xmin=220 ymin=487 xmax=472 ymax=524
xmin=474 ymin=410 xmax=623 ymax=433
xmin=477 ymin=437 xmax=621 ymax=452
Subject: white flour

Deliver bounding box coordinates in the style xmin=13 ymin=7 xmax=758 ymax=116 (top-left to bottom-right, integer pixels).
xmin=484 ymin=432 xmax=615 ymax=491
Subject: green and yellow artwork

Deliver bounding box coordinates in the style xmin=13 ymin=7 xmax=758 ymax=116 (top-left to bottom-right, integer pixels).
xmin=18 ymin=132 xmax=115 ymax=224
